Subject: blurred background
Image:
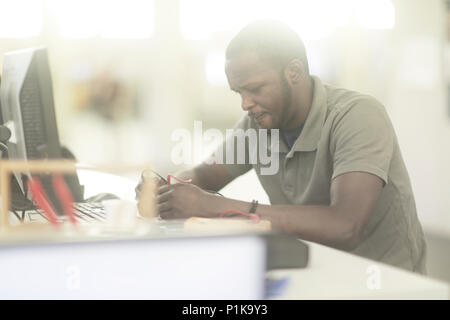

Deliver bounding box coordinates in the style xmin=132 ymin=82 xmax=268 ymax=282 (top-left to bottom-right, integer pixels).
xmin=0 ymin=0 xmax=449 ymax=283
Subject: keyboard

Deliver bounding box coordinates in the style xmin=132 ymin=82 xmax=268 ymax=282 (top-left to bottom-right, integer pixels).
xmin=72 ymin=202 xmax=107 ymax=222
xmin=26 ymin=202 xmax=106 ymax=224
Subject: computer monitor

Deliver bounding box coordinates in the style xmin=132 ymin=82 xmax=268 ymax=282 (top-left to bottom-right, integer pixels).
xmin=0 ymin=47 xmax=63 ymax=202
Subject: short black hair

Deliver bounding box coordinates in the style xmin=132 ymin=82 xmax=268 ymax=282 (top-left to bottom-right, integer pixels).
xmin=226 ymin=20 xmax=309 ymax=74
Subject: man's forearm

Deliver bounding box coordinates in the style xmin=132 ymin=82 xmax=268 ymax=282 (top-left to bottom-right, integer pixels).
xmin=204 ymin=194 xmax=360 ymax=251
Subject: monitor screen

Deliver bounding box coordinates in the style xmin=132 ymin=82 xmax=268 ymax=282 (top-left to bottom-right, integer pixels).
xmin=0 ymin=47 xmax=63 ymax=201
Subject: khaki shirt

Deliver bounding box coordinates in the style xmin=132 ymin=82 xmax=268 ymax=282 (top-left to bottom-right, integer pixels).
xmin=218 ymin=75 xmax=427 ymax=274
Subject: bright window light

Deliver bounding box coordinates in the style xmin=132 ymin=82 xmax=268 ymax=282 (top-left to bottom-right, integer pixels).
xmin=0 ymin=0 xmax=42 ymax=38
xmin=48 ymin=0 xmax=154 ymax=38
xmin=355 ymin=0 xmax=395 ymax=30
xmin=288 ymin=0 xmax=352 ymax=40
xmin=180 ymin=0 xmax=352 ymax=41
xmin=47 ymin=0 xmax=97 ymax=38
xmin=205 ymin=52 xmax=227 ymax=86
xmin=180 ymin=0 xmax=229 ymax=40
xmin=99 ymin=0 xmax=154 ymax=39
xmin=180 ymin=0 xmax=395 ymax=40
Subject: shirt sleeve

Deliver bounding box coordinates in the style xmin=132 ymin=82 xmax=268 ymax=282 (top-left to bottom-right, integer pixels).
xmin=330 ymin=98 xmax=394 ymax=185
xmin=204 ymin=116 xmax=253 ymax=179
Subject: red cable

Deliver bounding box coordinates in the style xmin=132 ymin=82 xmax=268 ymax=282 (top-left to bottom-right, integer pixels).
xmin=27 ymin=178 xmax=60 ymax=227
xmin=52 ymin=174 xmax=77 ymax=225
xmin=219 ymin=209 xmax=260 ymax=223
xmin=167 ymin=174 xmax=192 ymax=185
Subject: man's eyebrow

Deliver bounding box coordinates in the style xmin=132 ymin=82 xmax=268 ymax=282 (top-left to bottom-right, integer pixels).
xmin=242 ymin=81 xmax=263 ymax=88
xmin=232 ymin=81 xmax=264 ymax=92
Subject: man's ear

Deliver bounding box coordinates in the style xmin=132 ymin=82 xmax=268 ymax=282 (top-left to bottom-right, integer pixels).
xmin=284 ymin=59 xmax=305 ymax=85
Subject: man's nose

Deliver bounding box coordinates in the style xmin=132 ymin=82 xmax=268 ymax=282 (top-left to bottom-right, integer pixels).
xmin=241 ymin=94 xmax=255 ymax=111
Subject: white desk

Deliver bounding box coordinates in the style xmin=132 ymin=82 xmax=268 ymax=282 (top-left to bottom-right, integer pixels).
xmin=3 ymin=170 xmax=449 ymax=299
xmin=269 ymin=241 xmax=449 ymax=300
xmin=0 ymin=233 xmax=267 ymax=299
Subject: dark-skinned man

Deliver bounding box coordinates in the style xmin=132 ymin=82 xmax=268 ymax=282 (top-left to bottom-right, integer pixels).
xmin=138 ymin=21 xmax=426 ymax=274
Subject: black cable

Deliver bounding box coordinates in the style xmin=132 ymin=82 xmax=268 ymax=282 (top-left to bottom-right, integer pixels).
xmin=205 ymin=190 xmax=224 ymax=197
xmin=11 ymin=197 xmax=35 ymax=211
xmin=11 ymin=210 xmax=23 ymax=222
xmin=0 ymin=126 xmax=36 ymax=214
xmin=151 ymin=170 xmax=167 ymax=184
xmin=0 ymin=141 xmax=8 ymax=156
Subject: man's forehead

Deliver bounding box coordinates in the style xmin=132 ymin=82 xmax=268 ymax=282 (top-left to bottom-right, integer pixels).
xmin=225 ymin=51 xmax=277 ymax=85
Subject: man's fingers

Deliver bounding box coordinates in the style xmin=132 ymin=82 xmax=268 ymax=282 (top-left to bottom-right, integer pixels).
xmin=159 ymin=208 xmax=175 ymax=220
xmin=157 ymin=201 xmax=172 ymax=213
xmin=157 ymin=191 xmax=172 ymax=204
xmin=158 ymin=184 xmax=173 ymax=195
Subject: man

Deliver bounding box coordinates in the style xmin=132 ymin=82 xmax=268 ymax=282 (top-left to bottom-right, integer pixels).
xmin=140 ymin=21 xmax=426 ymax=273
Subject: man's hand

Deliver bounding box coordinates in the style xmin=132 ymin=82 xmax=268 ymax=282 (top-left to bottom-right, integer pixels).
xmin=157 ymin=183 xmax=214 ymax=220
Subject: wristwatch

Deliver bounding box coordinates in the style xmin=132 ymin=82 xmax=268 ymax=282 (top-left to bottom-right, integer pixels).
xmin=249 ymin=200 xmax=259 ymax=214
